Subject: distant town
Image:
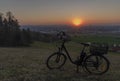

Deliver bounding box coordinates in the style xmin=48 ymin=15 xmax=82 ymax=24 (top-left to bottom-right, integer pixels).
xmin=21 ymin=25 xmax=120 ymax=36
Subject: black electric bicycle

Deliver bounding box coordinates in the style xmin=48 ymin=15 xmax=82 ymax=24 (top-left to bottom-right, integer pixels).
xmin=46 ymin=31 xmax=110 ymax=75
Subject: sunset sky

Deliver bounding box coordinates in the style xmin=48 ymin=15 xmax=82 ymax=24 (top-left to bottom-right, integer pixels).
xmin=0 ymin=0 xmax=120 ymax=25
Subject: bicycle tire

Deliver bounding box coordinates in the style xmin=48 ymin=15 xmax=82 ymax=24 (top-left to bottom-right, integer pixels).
xmin=46 ymin=52 xmax=67 ymax=69
xmin=84 ymin=54 xmax=110 ymax=75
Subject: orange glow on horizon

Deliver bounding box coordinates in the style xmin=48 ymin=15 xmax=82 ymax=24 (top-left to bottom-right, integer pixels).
xmin=72 ymin=18 xmax=83 ymax=26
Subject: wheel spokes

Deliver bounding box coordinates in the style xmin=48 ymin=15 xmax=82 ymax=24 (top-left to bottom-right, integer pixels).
xmin=47 ymin=53 xmax=66 ymax=69
xmin=85 ymin=55 xmax=109 ymax=74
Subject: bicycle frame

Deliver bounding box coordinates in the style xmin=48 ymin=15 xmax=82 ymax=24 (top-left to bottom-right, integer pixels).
xmin=47 ymin=34 xmax=110 ymax=74
xmin=58 ymin=41 xmax=87 ymax=65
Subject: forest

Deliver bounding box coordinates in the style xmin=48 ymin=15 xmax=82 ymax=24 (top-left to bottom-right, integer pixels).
xmin=0 ymin=12 xmax=55 ymax=47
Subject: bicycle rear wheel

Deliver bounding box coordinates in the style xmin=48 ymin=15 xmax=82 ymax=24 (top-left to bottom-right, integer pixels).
xmin=46 ymin=52 xmax=67 ymax=69
xmin=84 ymin=54 xmax=110 ymax=75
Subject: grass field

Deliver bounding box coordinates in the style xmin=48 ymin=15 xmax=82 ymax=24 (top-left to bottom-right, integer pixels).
xmin=72 ymin=35 xmax=120 ymax=45
xmin=0 ymin=40 xmax=120 ymax=81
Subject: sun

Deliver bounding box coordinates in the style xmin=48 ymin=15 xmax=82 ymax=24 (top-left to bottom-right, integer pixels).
xmin=72 ymin=18 xmax=83 ymax=26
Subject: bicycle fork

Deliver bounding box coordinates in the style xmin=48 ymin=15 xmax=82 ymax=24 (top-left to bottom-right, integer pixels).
xmin=55 ymin=47 xmax=62 ymax=63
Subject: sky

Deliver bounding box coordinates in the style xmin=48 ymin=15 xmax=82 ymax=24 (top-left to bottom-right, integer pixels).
xmin=0 ymin=0 xmax=120 ymax=25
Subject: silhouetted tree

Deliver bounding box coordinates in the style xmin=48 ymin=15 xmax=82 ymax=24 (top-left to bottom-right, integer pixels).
xmin=0 ymin=11 xmax=56 ymax=46
xmin=0 ymin=11 xmax=33 ymax=46
xmin=0 ymin=12 xmax=3 ymax=28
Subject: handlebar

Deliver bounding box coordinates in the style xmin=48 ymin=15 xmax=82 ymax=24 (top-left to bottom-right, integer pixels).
xmin=57 ymin=31 xmax=66 ymax=40
xmin=57 ymin=31 xmax=71 ymax=42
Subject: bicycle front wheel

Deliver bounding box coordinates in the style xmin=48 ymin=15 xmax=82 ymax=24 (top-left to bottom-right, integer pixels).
xmin=84 ymin=54 xmax=110 ymax=75
xmin=46 ymin=52 xmax=67 ymax=69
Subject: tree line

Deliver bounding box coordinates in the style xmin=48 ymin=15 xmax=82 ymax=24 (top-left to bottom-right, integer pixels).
xmin=0 ymin=11 xmax=56 ymax=47
xmin=0 ymin=11 xmax=33 ymax=46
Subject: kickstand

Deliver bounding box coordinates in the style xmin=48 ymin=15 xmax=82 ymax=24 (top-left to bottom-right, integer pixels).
xmin=76 ymin=65 xmax=79 ymax=73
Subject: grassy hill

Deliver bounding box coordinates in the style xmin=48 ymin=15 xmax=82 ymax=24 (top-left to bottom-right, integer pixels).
xmin=0 ymin=35 xmax=120 ymax=81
